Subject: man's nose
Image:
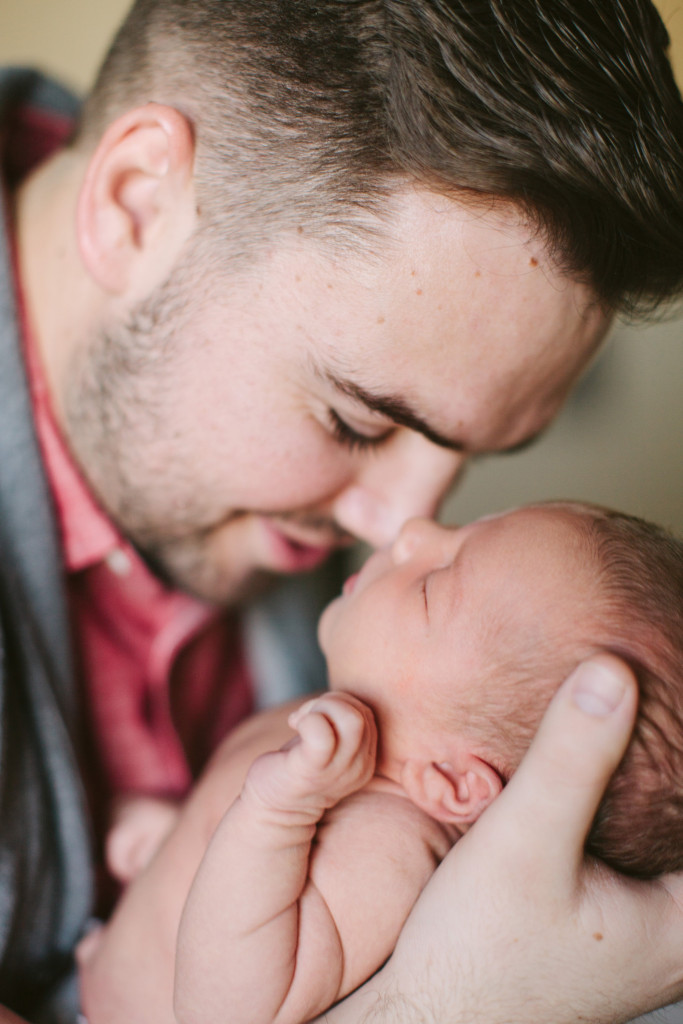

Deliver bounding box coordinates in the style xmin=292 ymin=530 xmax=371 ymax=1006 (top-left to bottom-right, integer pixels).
xmin=390 ymin=516 xmax=454 ymax=564
xmin=331 ymin=433 xmax=466 ymax=548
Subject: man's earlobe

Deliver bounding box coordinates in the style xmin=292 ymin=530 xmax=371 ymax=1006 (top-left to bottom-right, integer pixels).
xmin=76 ymin=104 xmax=196 ymax=294
xmin=400 ymin=756 xmax=503 ymax=824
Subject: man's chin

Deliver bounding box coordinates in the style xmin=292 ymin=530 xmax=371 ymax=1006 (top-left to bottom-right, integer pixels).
xmin=133 ymin=512 xmax=345 ymax=606
xmin=139 ymin=544 xmax=280 ymax=607
xmin=194 ymin=569 xmax=281 ymax=608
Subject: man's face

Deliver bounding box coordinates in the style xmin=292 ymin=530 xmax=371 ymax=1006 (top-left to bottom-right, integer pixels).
xmin=65 ymin=189 xmax=609 ymax=604
xmin=318 ymin=507 xmax=599 ymax=769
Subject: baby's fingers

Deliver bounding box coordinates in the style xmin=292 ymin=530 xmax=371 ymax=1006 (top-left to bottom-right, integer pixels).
xmin=288 ymin=693 xmax=377 ymax=778
xmin=292 ymin=705 xmax=339 ymax=768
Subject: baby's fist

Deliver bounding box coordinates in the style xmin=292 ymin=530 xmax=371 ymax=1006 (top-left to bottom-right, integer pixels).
xmin=284 ymin=692 xmax=377 ymax=807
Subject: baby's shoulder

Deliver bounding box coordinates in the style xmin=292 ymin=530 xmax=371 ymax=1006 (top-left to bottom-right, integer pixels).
xmin=309 ymin=782 xmax=458 ymax=996
xmin=319 ymin=781 xmax=458 ymax=873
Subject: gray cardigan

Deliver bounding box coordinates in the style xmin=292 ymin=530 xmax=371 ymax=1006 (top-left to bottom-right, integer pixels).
xmin=0 ymin=69 xmax=93 ymax=1022
xmin=0 ymin=67 xmax=332 ymax=1022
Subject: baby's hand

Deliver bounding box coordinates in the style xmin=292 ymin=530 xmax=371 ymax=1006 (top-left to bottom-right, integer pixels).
xmin=243 ymin=693 xmax=377 ymax=821
xmin=285 ymin=693 xmax=377 ymax=801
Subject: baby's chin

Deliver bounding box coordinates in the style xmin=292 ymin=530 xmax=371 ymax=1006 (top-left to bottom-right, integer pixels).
xmin=316 ymin=591 xmax=345 ymax=655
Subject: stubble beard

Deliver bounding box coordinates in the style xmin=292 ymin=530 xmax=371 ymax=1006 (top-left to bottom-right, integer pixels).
xmin=60 ymin=272 xmax=271 ymax=605
xmin=60 ymin=247 xmax=352 ymax=604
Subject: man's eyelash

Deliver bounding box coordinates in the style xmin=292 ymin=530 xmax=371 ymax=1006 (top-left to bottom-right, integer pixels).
xmin=420 ymin=579 xmax=428 ymax=615
xmin=328 ymin=409 xmax=390 ymax=453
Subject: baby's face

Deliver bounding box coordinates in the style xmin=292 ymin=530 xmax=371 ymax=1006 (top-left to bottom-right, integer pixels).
xmin=318 ymin=506 xmax=598 ymax=764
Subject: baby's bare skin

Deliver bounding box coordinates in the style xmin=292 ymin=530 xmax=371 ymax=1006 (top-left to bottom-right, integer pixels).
xmin=79 ymin=696 xmax=454 ymax=1024
xmin=176 ymin=692 xmax=381 ymax=1024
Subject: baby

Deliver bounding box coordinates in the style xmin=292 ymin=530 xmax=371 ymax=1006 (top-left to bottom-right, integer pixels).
xmin=78 ymin=501 xmax=683 ymax=1024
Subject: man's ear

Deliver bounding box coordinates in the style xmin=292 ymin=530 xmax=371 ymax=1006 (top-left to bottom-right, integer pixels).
xmin=400 ymin=754 xmax=503 ymax=825
xmin=76 ymin=103 xmax=196 ymax=295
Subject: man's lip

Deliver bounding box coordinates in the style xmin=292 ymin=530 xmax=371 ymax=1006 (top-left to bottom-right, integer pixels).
xmin=260 ymin=519 xmax=339 ymax=572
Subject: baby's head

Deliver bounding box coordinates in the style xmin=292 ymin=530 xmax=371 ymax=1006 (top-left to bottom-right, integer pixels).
xmin=318 ymin=502 xmax=683 ymax=878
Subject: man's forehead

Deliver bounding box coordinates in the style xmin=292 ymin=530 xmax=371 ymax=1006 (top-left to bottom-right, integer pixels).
xmin=378 ymin=186 xmax=572 ymax=288
xmin=245 ymin=189 xmax=609 ymax=449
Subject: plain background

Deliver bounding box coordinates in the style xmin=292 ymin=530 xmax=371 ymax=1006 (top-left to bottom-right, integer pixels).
xmin=1 ymin=0 xmax=682 ymax=535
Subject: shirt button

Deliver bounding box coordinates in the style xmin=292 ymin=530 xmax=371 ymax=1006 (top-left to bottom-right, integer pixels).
xmin=106 ymin=549 xmax=132 ymax=577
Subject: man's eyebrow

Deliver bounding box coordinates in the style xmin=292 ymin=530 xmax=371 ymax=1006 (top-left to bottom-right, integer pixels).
xmin=325 ymin=372 xmax=465 ymax=452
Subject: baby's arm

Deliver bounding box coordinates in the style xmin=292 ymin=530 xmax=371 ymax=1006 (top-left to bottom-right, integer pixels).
xmin=174 ymin=692 xmax=377 ymax=1024
xmin=78 ymin=700 xmax=311 ymax=1024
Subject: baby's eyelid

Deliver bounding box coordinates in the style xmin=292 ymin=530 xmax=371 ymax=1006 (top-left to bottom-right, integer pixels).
xmin=420 ymin=578 xmax=429 ymax=621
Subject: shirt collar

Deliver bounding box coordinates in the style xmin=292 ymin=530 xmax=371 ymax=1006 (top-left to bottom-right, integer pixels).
xmin=20 ymin=296 xmax=123 ymax=571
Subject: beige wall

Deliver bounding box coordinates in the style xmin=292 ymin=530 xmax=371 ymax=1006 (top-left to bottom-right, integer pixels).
xmin=657 ymin=0 xmax=683 ymax=79
xmin=445 ymin=315 xmax=683 ymax=534
xmin=0 ymin=0 xmax=131 ymax=92
xmin=1 ymin=1 xmax=682 ymax=534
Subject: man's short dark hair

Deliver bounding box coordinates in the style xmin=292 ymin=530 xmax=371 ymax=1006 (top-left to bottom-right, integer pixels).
xmin=77 ymin=0 xmax=683 ymax=313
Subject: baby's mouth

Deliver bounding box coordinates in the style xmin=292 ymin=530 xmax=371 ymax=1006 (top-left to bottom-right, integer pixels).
xmin=342 ymin=571 xmax=360 ymax=596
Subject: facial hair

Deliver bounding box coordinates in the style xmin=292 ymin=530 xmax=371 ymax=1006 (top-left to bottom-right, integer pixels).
xmin=59 ymin=256 xmax=255 ymax=601
xmin=60 ymin=258 xmax=350 ymax=604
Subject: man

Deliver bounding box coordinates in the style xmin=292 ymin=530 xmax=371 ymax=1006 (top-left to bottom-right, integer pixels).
xmin=2 ymin=0 xmax=683 ymax=1021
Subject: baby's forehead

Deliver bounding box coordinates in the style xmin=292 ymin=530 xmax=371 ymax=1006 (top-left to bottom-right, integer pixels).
xmin=460 ymin=505 xmax=598 ymax=604
xmin=475 ymin=503 xmax=593 ymax=550
xmin=461 ymin=506 xmax=600 ymax=654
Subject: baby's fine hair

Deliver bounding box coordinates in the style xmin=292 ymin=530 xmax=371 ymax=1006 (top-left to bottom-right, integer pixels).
xmin=580 ymin=506 xmax=683 ymax=878
xmin=484 ymin=503 xmax=683 ymax=879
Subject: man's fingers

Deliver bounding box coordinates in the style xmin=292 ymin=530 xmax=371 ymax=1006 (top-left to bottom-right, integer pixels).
xmin=475 ymin=654 xmax=639 ymax=878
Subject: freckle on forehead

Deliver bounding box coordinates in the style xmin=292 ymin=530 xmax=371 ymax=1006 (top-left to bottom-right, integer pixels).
xmin=416 ymin=288 xmax=423 ymax=296
xmin=529 ymin=257 xmax=539 ymax=267
xmin=377 ymin=316 xmax=385 ymax=324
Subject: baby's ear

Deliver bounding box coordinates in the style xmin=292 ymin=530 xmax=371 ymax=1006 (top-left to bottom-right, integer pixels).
xmin=400 ymin=755 xmax=503 ymax=824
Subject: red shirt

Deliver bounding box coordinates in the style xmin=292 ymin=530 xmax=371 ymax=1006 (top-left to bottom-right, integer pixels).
xmin=11 ymin=102 xmax=253 ymax=843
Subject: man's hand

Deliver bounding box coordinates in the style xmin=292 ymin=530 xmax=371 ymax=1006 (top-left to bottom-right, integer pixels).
xmin=242 ymin=692 xmax=377 ymax=822
xmin=317 ymin=655 xmax=683 ymax=1024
